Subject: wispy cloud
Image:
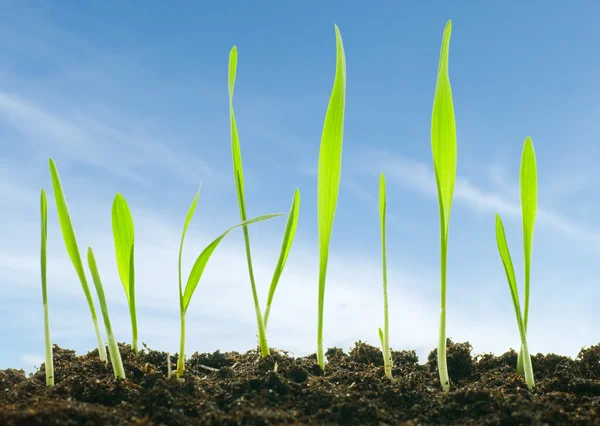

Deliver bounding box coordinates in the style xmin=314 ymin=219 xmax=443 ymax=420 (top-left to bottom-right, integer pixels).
xmin=360 ymin=151 xmax=600 ymax=243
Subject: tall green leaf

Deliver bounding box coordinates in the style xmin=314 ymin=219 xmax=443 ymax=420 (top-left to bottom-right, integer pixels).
xmin=48 ymin=158 xmax=107 ymax=362
xmin=40 ymin=188 xmax=54 ymax=386
xmin=520 ymin=137 xmax=537 ymax=330
xmin=111 ymin=193 xmax=138 ymax=352
xmin=228 ymin=45 xmax=270 ymax=357
xmin=379 ymin=172 xmax=393 ymax=380
xmin=430 ymin=19 xmax=456 ymax=392
xmin=316 ymin=24 xmax=347 ymax=370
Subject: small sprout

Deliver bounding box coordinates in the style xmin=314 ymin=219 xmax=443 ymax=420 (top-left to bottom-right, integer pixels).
xmin=111 ymin=193 xmax=139 ymax=353
xmin=87 ymin=247 xmax=126 ymax=380
xmin=377 ymin=173 xmax=393 ymax=381
xmin=430 ymin=20 xmax=456 ymax=392
xmin=40 ymin=188 xmax=54 ymax=387
xmin=175 ymin=183 xmax=281 ymax=378
xmin=48 ymin=158 xmax=107 ymax=363
xmin=228 ymin=46 xmax=300 ymax=356
xmin=495 ymin=215 xmax=535 ymax=389
xmin=316 ymin=23 xmax=347 ymax=370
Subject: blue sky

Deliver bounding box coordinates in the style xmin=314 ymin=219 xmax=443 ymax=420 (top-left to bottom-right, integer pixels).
xmin=1 ymin=1 xmax=599 ymax=371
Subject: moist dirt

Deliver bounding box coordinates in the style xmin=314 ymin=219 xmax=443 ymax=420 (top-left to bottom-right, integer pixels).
xmin=1 ymin=339 xmax=599 ymax=425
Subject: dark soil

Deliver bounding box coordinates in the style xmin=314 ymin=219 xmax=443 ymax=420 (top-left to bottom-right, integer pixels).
xmin=1 ymin=339 xmax=599 ymax=425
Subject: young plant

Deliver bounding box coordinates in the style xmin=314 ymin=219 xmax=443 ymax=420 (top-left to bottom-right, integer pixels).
xmin=48 ymin=158 xmax=108 ymax=363
xmin=87 ymin=247 xmax=126 ymax=379
xmin=517 ymin=137 xmax=537 ymax=375
xmin=377 ymin=173 xmax=393 ymax=381
xmin=316 ymin=24 xmax=346 ymax=370
xmin=227 ymin=46 xmax=301 ymax=357
xmin=40 ymin=188 xmax=54 ymax=387
xmin=111 ymin=193 xmax=138 ymax=353
xmin=495 ymin=214 xmax=535 ymax=389
xmin=430 ymin=20 xmax=456 ymax=392
xmin=175 ymin=184 xmax=282 ymax=378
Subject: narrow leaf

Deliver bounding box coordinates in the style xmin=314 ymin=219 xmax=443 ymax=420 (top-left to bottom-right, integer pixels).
xmin=431 ymin=20 xmax=456 ymax=235
xmin=182 ymin=213 xmax=282 ymax=312
xmin=520 ymin=136 xmax=537 ymax=329
xmin=495 ymin=214 xmax=523 ymax=323
xmin=40 ymin=188 xmax=54 ymax=386
xmin=111 ymin=193 xmax=135 ymax=302
xmin=179 ymin=184 xmax=202 ymax=302
xmin=263 ymin=188 xmax=301 ymax=329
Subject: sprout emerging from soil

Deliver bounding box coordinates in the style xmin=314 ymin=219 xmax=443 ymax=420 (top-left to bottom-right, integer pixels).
xmin=48 ymin=158 xmax=108 ymax=363
xmin=227 ymin=46 xmax=301 ymax=357
xmin=175 ymin=184 xmax=281 ymax=377
xmin=87 ymin=247 xmax=126 ymax=379
xmin=316 ymin=24 xmax=347 ymax=370
xmin=40 ymin=188 xmax=54 ymax=387
xmin=494 ymin=137 xmax=537 ymax=390
xmin=430 ymin=20 xmax=456 ymax=392
xmin=377 ymin=173 xmax=393 ymax=380
xmin=111 ymin=193 xmax=139 ymax=354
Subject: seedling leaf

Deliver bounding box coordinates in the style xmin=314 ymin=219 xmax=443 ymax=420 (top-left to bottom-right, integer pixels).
xmin=40 ymin=188 xmax=54 ymax=386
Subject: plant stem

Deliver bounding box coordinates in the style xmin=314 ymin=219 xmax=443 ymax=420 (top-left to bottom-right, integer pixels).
xmin=106 ymin=331 xmax=126 ymax=379
xmin=92 ymin=316 xmax=108 ymax=363
xmin=43 ymin=301 xmax=54 ymax=386
xmin=516 ymin=310 xmax=535 ymax=389
xmin=317 ymin=256 xmax=328 ymax=370
xmin=241 ymin=225 xmax=269 ymax=357
xmin=438 ymin=233 xmax=450 ymax=392
xmin=130 ymin=296 xmax=138 ymax=354
xmin=176 ymin=312 xmax=186 ymax=377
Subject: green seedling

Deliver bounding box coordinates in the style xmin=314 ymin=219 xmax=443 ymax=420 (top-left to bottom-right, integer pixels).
xmin=87 ymin=247 xmax=126 ymax=379
xmin=111 ymin=193 xmax=138 ymax=353
xmin=430 ymin=20 xmax=456 ymax=392
xmin=228 ymin=46 xmax=301 ymax=357
xmin=175 ymin=183 xmax=282 ymax=378
xmin=495 ymin=214 xmax=535 ymax=389
xmin=48 ymin=158 xmax=108 ymax=363
xmin=377 ymin=173 xmax=393 ymax=381
xmin=316 ymin=24 xmax=347 ymax=370
xmin=517 ymin=137 xmax=537 ymax=375
xmin=40 ymin=188 xmax=54 ymax=387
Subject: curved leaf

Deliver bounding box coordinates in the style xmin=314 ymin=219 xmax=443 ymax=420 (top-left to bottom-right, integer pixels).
xmin=111 ymin=193 xmax=135 ymax=302
xmin=182 ymin=213 xmax=282 ymax=313
xmin=179 ymin=184 xmax=202 ymax=302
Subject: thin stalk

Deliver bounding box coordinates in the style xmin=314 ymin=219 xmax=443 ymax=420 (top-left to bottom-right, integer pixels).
xmin=177 ymin=311 xmax=186 ymax=378
xmin=379 ymin=173 xmax=392 ymax=380
xmin=40 ymin=189 xmax=54 ymax=387
xmin=437 ymin=231 xmax=450 ymax=392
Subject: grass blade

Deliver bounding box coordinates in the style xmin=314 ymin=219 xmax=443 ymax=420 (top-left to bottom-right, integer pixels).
xmin=48 ymin=158 xmax=107 ymax=363
xmin=228 ymin=45 xmax=270 ymax=357
xmin=430 ymin=20 xmax=456 ymax=392
xmin=263 ymin=188 xmax=301 ymax=329
xmin=379 ymin=173 xmax=393 ymax=380
xmin=40 ymin=188 xmax=54 ymax=387
xmin=111 ymin=193 xmax=138 ymax=353
xmin=316 ymin=23 xmax=347 ymax=370
xmin=87 ymin=247 xmax=126 ymax=379
xmin=517 ymin=137 xmax=537 ymax=374
xmin=495 ymin=214 xmax=535 ymax=389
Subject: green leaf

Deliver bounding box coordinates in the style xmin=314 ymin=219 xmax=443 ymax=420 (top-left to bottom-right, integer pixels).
xmin=495 ymin=214 xmax=523 ymax=325
xmin=40 ymin=189 xmax=48 ymax=306
xmin=378 ymin=327 xmax=385 ymax=351
xmin=263 ymin=188 xmax=301 ymax=329
xmin=228 ymin=46 xmax=247 ymax=222
xmin=182 ymin=213 xmax=282 ymax=313
xmin=431 ymin=20 xmax=456 ymax=237
xmin=179 ymin=184 xmax=202 ymax=302
xmin=111 ymin=193 xmax=135 ymax=302
xmin=316 ymin=24 xmax=347 ymax=369
xmin=519 ymin=136 xmax=537 ymax=329
xmin=48 ymin=158 xmax=107 ymax=362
